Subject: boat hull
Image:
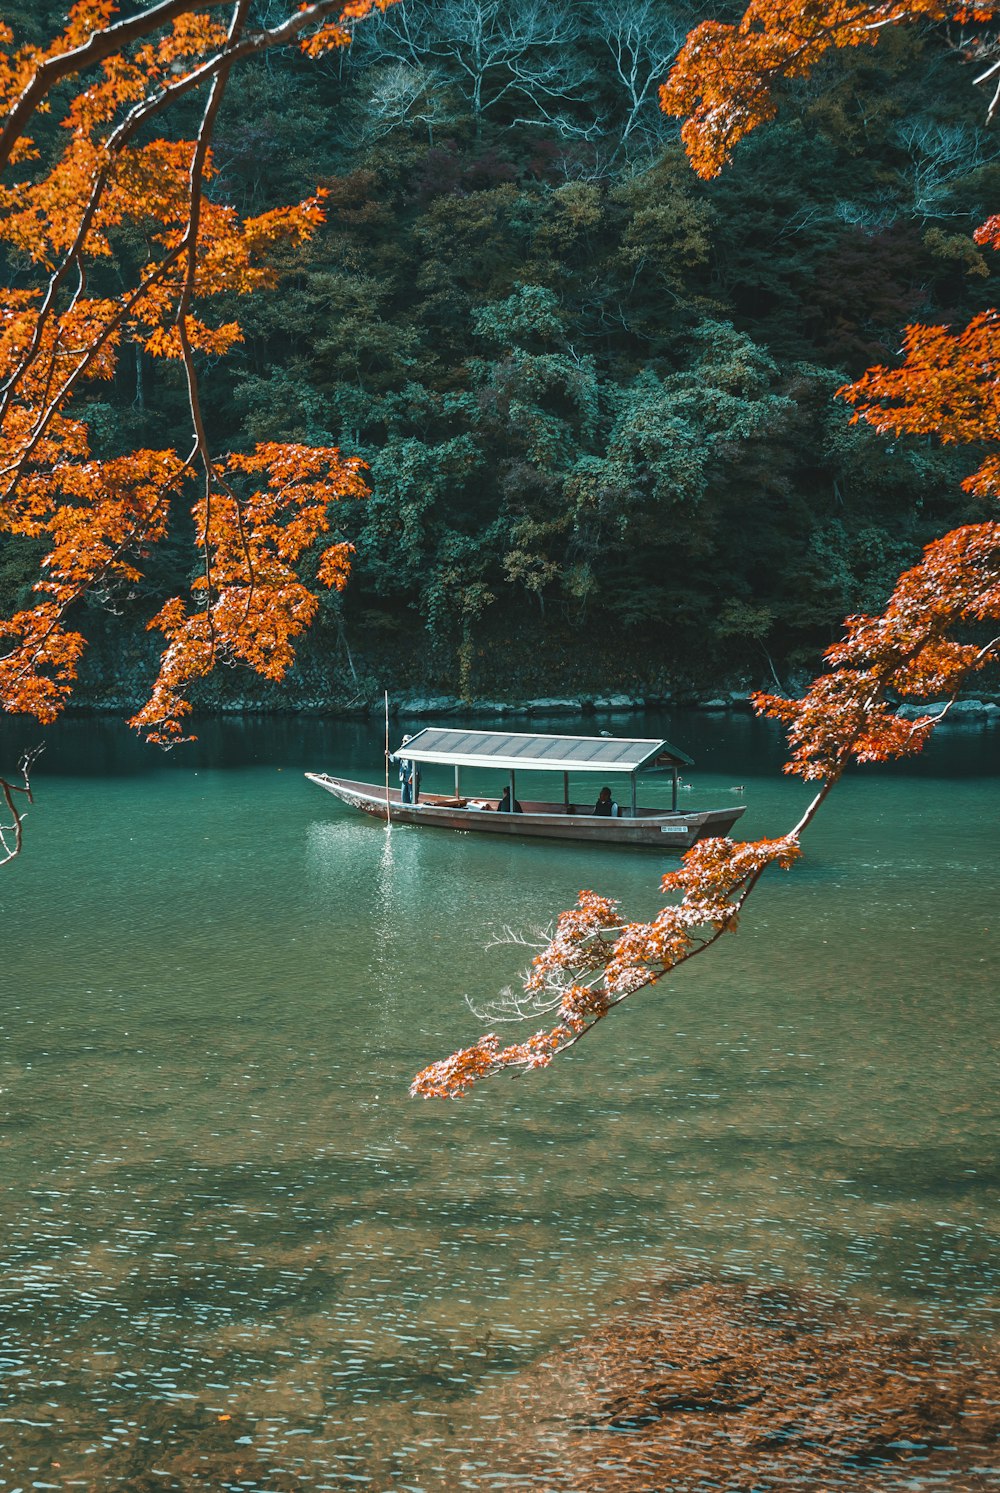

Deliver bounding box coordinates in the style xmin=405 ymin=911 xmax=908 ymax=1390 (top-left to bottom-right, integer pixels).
xmin=304 ymin=775 xmax=745 ymax=848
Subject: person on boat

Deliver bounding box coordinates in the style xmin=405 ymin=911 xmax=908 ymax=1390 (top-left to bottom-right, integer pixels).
xmin=592 ymin=785 xmax=619 ymax=817
xmin=390 ymin=735 xmax=420 ymax=804
xmin=494 ymin=786 xmax=523 ymax=813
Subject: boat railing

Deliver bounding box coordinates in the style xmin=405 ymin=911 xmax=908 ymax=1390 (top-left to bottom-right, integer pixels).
xmin=416 ymin=794 xmax=689 ymax=819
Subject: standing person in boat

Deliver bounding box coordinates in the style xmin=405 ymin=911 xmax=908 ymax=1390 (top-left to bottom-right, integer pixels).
xmin=495 ymin=786 xmax=523 ymax=813
xmin=390 ymin=735 xmax=420 ymax=804
xmin=592 ymin=785 xmax=619 ymax=817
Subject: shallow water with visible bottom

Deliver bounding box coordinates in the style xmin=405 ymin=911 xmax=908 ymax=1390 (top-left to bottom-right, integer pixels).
xmin=0 ymin=710 xmax=997 ymax=1489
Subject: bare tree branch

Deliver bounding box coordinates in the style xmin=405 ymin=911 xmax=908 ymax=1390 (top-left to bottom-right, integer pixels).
xmin=0 ymin=746 xmax=43 ymax=868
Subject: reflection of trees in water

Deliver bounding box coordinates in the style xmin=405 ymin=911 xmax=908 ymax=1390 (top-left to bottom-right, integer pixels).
xmin=9 ymin=1269 xmax=997 ymax=1486
xmin=466 ymin=1275 xmax=1000 ymax=1491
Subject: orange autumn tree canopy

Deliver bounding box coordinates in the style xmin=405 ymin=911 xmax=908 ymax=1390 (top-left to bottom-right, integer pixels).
xmin=0 ymin=0 xmax=397 ymax=743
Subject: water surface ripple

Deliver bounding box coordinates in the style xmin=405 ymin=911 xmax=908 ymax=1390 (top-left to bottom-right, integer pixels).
xmin=0 ymin=711 xmax=996 ymax=1489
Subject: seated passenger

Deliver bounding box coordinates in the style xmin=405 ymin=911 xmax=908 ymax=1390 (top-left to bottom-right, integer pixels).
xmin=592 ymin=785 xmax=619 ymax=817
xmin=495 ymin=786 xmax=523 ymax=813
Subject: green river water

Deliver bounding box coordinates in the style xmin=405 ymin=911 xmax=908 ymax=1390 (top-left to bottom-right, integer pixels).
xmin=0 ymin=710 xmax=997 ymax=1490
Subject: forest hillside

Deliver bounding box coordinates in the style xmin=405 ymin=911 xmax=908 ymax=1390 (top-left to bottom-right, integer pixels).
xmin=3 ymin=0 xmax=996 ymax=710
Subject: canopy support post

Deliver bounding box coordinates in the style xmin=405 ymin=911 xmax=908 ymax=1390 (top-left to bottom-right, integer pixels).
xmin=510 ymin=770 xmax=516 ymax=809
xmin=672 ymin=768 xmax=678 ymax=812
xmin=630 ymin=773 xmax=637 ymax=819
xmin=455 ymin=765 xmax=461 ymax=799
xmin=563 ymin=772 xmax=570 ymax=814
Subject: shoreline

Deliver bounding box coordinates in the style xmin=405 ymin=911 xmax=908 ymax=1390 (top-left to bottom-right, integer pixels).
xmin=56 ymin=688 xmax=1000 ymax=723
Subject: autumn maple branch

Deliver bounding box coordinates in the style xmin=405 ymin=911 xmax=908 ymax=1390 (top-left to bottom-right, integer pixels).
xmin=0 ymin=248 xmax=190 ymax=493
xmin=414 ymin=0 xmax=1000 ymax=1096
xmin=0 ymin=0 xmax=229 ymax=170
xmin=660 ymin=0 xmax=1000 ymax=177
xmin=0 ymin=0 xmax=401 ymax=467
xmin=0 ymin=0 xmax=393 ymax=174
xmin=412 ymin=522 xmax=1000 ymax=1098
xmin=0 ymin=1 xmax=380 ymax=744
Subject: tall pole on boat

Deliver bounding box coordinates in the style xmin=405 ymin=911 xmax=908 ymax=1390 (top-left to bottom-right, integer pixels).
xmin=384 ymin=690 xmax=392 ymax=830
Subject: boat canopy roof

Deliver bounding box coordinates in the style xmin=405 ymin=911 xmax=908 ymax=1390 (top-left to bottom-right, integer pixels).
xmin=395 ymin=727 xmax=693 ymax=774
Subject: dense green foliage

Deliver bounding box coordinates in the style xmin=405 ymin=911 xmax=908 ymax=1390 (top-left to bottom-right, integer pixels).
xmin=4 ymin=0 xmax=998 ymax=705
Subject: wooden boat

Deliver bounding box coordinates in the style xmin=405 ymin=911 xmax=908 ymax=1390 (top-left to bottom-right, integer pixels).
xmin=305 ymin=727 xmax=746 ymax=849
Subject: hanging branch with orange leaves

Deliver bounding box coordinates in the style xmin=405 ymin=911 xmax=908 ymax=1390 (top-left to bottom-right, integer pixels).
xmin=0 ymin=0 xmax=398 ymax=755
xmin=412 ymin=0 xmax=1000 ymax=1098
xmin=412 ymin=521 xmax=1000 ymax=1098
xmin=659 ymin=0 xmax=1000 ymax=180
